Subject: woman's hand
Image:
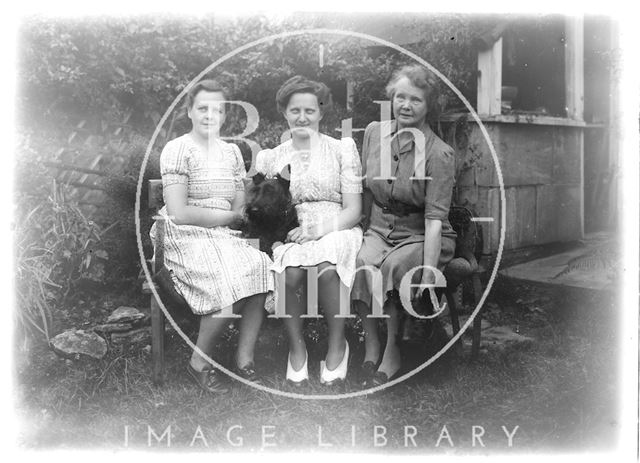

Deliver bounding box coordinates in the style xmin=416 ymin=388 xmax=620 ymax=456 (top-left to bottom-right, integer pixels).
xmin=164 ymin=183 xmax=248 ymax=229
xmin=414 ymin=269 xmax=437 ymax=300
xmin=413 ymin=218 xmax=445 ymax=305
xmin=227 ymin=211 xmax=245 ymax=230
xmin=286 ymin=225 xmax=322 ymax=244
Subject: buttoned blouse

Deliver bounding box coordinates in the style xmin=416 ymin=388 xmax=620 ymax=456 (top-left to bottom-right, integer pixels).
xmin=362 ymin=120 xmax=457 ymax=242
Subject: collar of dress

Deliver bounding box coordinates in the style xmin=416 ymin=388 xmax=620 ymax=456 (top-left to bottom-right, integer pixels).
xmin=382 ymin=119 xmax=434 ymax=156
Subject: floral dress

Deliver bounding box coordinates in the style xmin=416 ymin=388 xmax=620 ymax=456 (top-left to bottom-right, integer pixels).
xmin=151 ymin=134 xmax=273 ymax=316
xmin=255 ymin=135 xmax=363 ymax=288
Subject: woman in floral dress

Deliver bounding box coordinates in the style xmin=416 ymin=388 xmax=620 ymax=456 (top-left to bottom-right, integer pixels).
xmin=152 ymin=79 xmax=273 ymax=393
xmin=255 ymin=76 xmax=363 ymax=385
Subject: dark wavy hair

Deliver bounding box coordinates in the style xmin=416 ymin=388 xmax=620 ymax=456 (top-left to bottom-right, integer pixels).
xmin=275 ymin=75 xmax=333 ymax=114
xmin=186 ymin=79 xmax=229 ymax=109
xmin=385 ymin=65 xmax=436 ymax=103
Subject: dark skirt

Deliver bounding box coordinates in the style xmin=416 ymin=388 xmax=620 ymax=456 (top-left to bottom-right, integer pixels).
xmin=351 ymin=228 xmax=455 ymax=310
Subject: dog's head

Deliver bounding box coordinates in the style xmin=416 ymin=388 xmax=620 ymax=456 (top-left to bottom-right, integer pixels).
xmin=245 ymin=166 xmax=293 ymax=223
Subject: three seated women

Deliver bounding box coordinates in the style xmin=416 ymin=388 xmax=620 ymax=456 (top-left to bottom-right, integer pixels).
xmin=152 ymin=65 xmax=456 ymax=392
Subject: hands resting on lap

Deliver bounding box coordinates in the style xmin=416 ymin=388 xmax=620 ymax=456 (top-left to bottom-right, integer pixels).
xmin=285 ymin=225 xmax=322 ymax=244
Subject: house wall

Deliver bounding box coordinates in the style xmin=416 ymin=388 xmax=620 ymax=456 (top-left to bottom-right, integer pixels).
xmin=453 ymin=121 xmax=584 ymax=254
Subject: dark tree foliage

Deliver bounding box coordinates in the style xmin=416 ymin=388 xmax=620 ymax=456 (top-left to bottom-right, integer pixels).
xmin=15 ymin=14 xmax=482 ymax=341
xmin=19 ymin=13 xmax=481 ymax=130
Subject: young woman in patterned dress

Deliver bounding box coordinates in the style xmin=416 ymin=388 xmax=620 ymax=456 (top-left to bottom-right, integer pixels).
xmin=255 ymin=76 xmax=363 ymax=385
xmin=154 ymin=80 xmax=273 ymax=393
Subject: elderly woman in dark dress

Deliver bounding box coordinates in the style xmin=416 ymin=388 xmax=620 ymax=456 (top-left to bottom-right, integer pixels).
xmin=351 ymin=65 xmax=457 ymax=386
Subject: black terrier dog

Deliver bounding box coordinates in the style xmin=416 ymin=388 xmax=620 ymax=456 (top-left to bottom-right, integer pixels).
xmin=243 ymin=166 xmax=298 ymax=257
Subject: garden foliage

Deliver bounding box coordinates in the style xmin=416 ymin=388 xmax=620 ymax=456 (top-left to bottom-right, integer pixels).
xmin=16 ymin=13 xmax=483 ymax=342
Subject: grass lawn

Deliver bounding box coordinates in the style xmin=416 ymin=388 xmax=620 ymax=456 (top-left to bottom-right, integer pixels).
xmin=15 ymin=276 xmax=620 ymax=454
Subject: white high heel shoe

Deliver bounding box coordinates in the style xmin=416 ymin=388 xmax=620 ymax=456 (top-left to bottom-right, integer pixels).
xmin=320 ymin=341 xmax=349 ymax=385
xmin=286 ymin=351 xmax=309 ymax=384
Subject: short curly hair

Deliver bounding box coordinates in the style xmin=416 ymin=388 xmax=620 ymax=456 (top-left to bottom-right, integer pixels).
xmin=275 ymin=75 xmax=333 ymax=114
xmin=385 ymin=65 xmax=436 ymax=102
xmin=186 ymin=79 xmax=229 ymax=109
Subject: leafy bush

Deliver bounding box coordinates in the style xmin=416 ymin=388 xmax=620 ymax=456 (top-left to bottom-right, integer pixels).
xmin=20 ymin=14 xmax=482 ymax=124
xmin=15 ymin=14 xmax=487 ymax=342
xmin=15 ymin=181 xmax=109 ymax=342
xmin=98 ymin=131 xmax=163 ymax=269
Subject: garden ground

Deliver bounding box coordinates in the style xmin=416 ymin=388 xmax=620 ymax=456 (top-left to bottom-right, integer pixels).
xmin=15 ymin=275 xmax=619 ymax=454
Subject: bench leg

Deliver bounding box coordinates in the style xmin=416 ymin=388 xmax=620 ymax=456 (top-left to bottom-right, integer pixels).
xmin=471 ymin=273 xmax=484 ymax=359
xmin=151 ymin=294 xmax=165 ymax=385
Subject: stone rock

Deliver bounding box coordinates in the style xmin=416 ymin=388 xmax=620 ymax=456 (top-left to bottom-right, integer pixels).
xmin=92 ymin=323 xmax=133 ymax=333
xmin=111 ymin=327 xmax=151 ymax=344
xmin=50 ymin=330 xmax=108 ymax=360
xmin=132 ymin=313 xmax=151 ymax=327
xmin=107 ymin=306 xmax=146 ymax=324
xmin=442 ymin=323 xmax=533 ymax=352
xmin=481 ymin=326 xmax=534 ymax=348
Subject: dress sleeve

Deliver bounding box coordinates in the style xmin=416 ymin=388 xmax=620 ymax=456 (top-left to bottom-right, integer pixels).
xmin=339 ymin=137 xmax=363 ymax=194
xmin=360 ymin=122 xmax=376 ymax=229
xmin=361 ymin=122 xmax=375 ymax=179
xmin=425 ymin=145 xmax=456 ymax=221
xmin=231 ymin=144 xmax=247 ymax=191
xmin=160 ymin=139 xmax=189 ymax=188
xmin=255 ymin=148 xmax=275 ymax=176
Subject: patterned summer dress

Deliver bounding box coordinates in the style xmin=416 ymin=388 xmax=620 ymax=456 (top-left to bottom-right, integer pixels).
xmin=151 ymin=134 xmax=274 ymax=316
xmin=255 ymin=135 xmax=363 ymax=288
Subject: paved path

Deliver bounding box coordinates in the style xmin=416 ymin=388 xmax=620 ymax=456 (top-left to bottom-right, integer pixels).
xmin=499 ymin=232 xmax=615 ymax=291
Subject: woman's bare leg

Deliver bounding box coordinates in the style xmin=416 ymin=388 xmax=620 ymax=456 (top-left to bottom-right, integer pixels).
xmin=283 ymin=267 xmax=307 ymax=370
xmin=190 ymin=293 xmax=267 ymax=371
xmin=234 ymin=293 xmax=267 ymax=368
xmin=317 ymin=263 xmax=346 ymax=370
xmin=190 ymin=312 xmax=236 ymax=371
xmin=354 ymin=300 xmax=381 ymax=364
xmin=377 ymin=295 xmax=401 ymax=378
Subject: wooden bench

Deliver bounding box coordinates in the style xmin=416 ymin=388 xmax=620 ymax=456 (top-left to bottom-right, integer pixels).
xmin=142 ymin=180 xmax=488 ymax=385
xmin=443 ymin=206 xmax=486 ymax=357
xmin=142 ymin=179 xmax=195 ymax=385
